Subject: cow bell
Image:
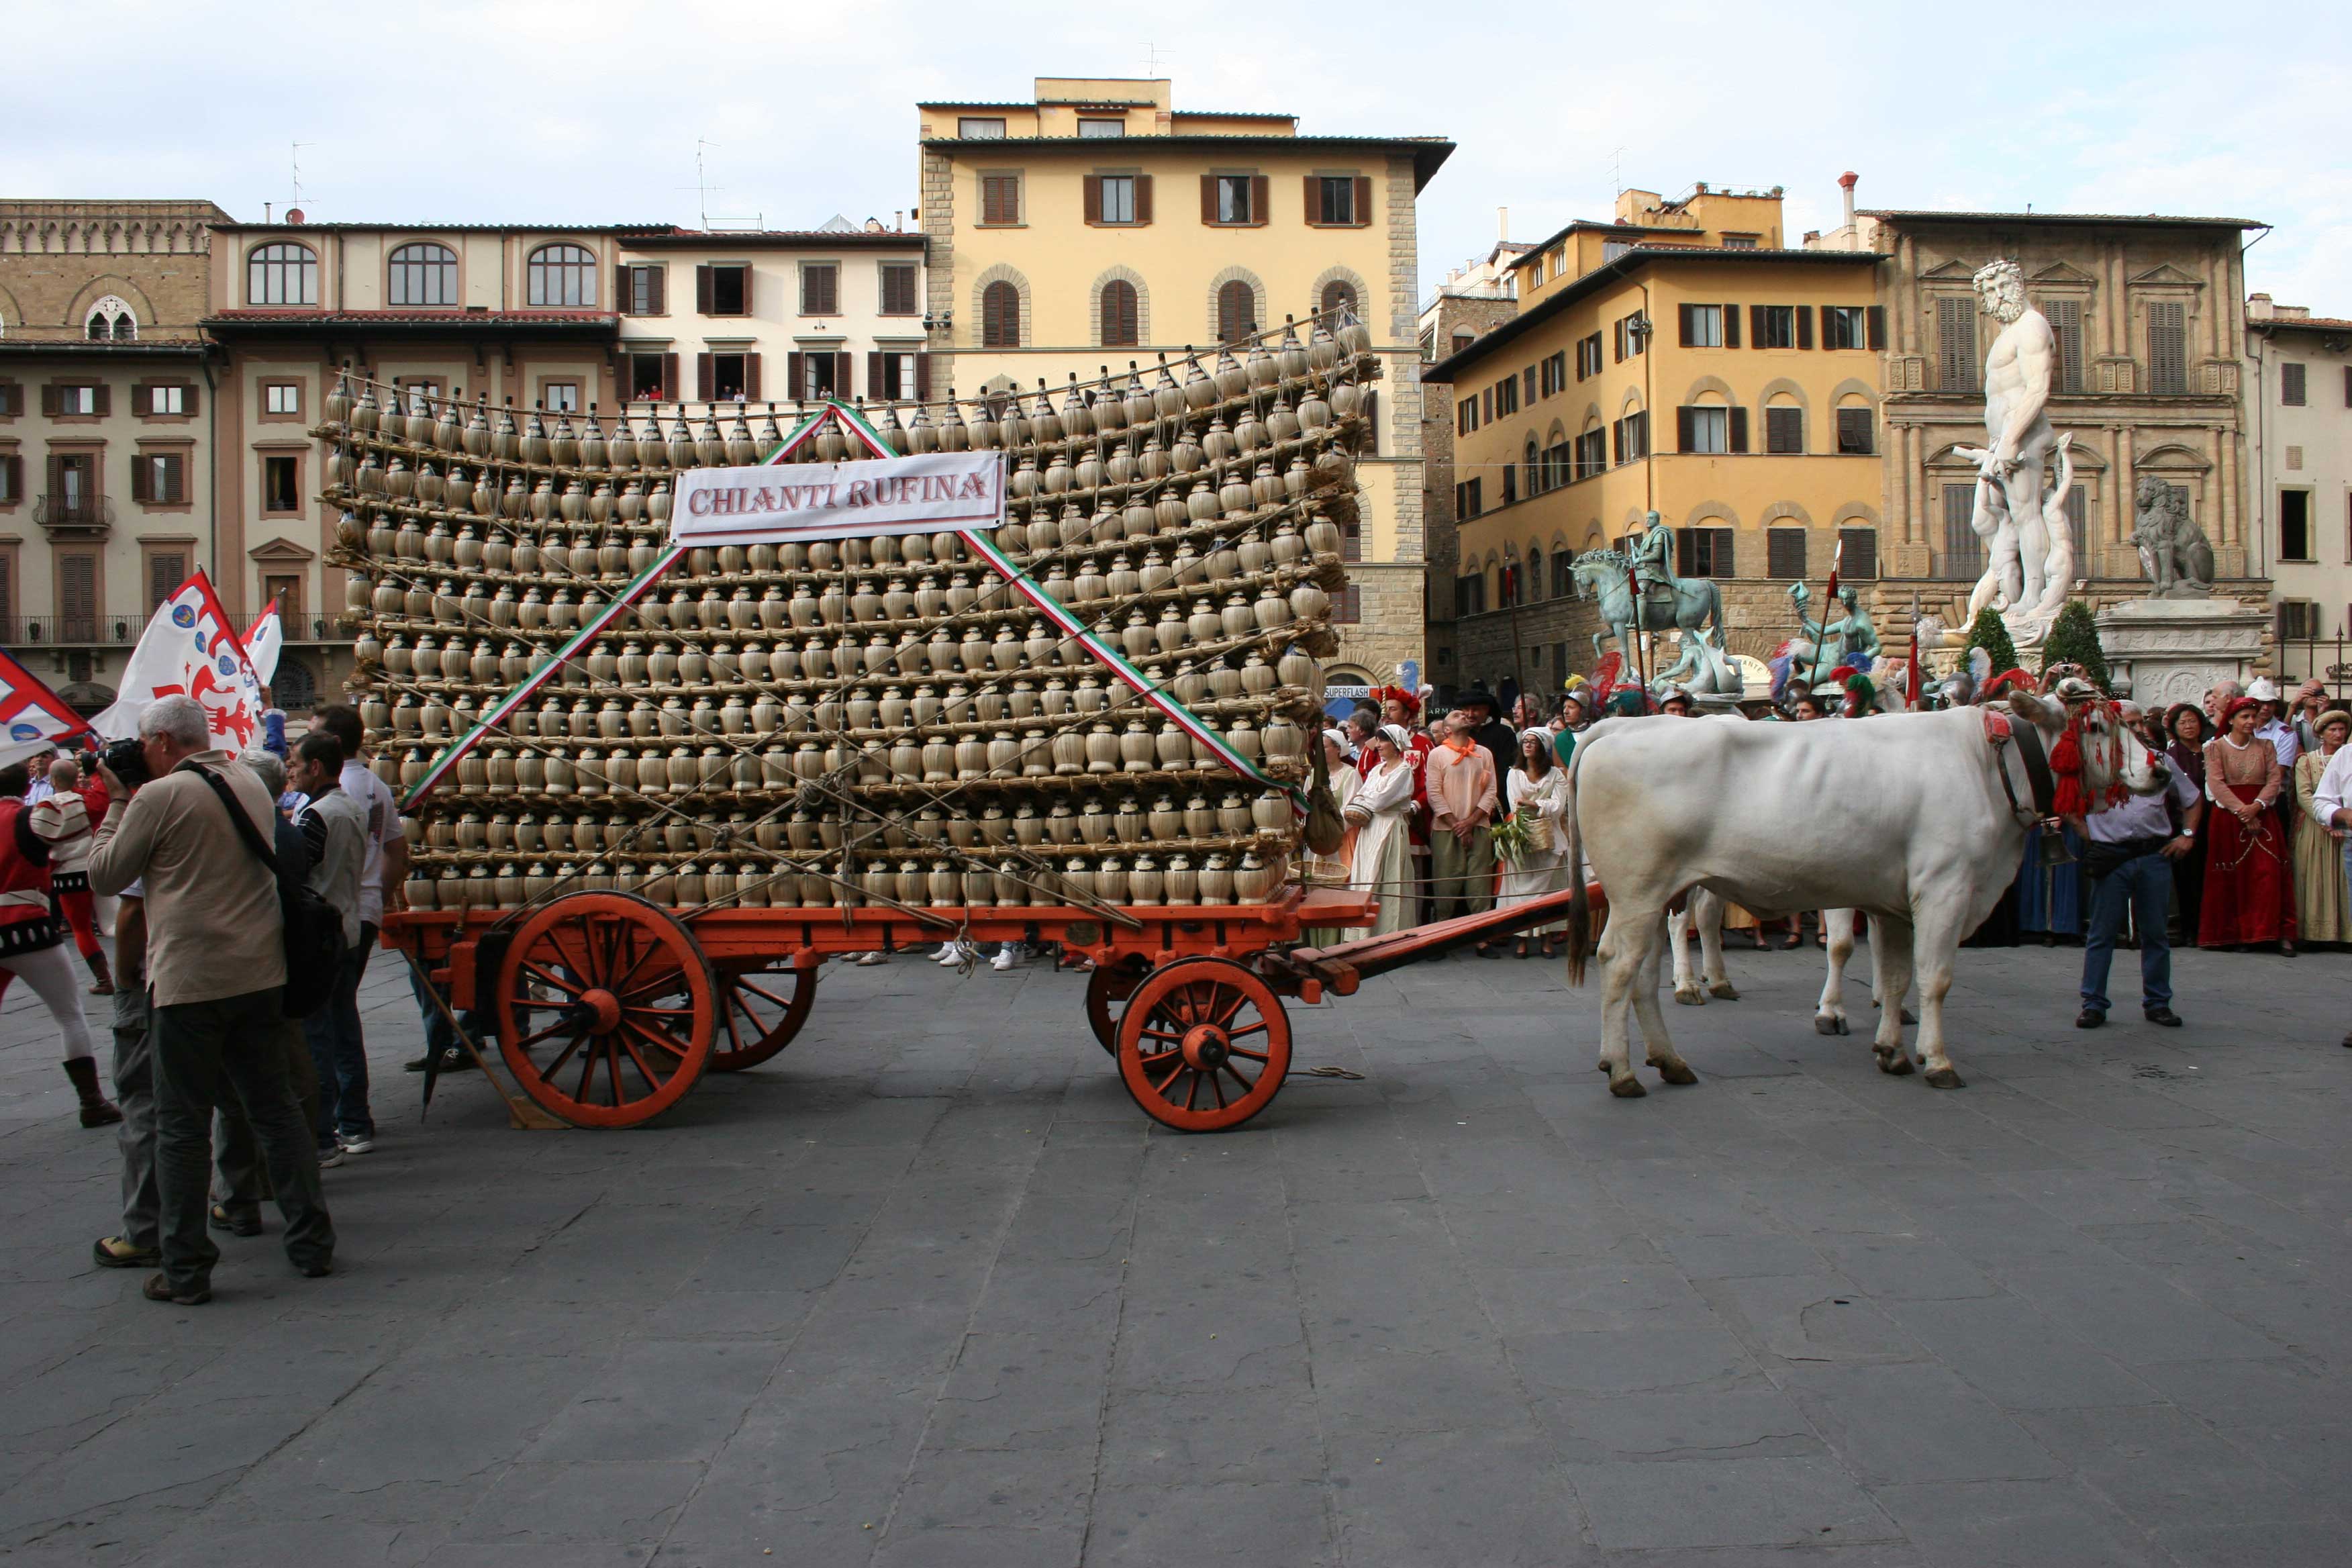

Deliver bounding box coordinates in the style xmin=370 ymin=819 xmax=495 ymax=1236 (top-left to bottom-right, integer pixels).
xmin=2036 ymin=818 xmax=2076 ymax=868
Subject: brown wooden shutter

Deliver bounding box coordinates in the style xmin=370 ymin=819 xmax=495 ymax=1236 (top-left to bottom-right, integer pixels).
xmin=914 ymin=353 xmax=932 ymax=399
xmin=1749 ymin=305 xmax=1766 ymax=348
xmin=1 ymin=454 xmax=19 ymax=504
xmin=647 ymin=266 xmax=666 ymax=315
xmin=1134 ymin=175 xmax=1153 ymax=225
xmin=1677 ymin=303 xmax=1695 ymax=346
xmin=836 ymin=352 xmax=855 ymax=396
xmin=695 ymin=264 xmax=713 ymax=313
xmin=179 ymin=381 xmax=198 ymax=415
xmin=40 ymin=385 xmax=58 ymax=418
xmin=1354 ymin=177 xmax=1371 ymax=226
xmin=1250 ymin=175 xmax=1269 ymax=226
xmin=164 ymin=454 xmax=185 ymax=503
xmin=1795 ymin=307 xmax=1813 ymax=350
xmin=1866 ymin=305 xmax=1885 ymax=350
xmin=59 ymin=552 xmax=95 ymax=626
xmin=93 ymin=385 xmax=108 ymax=416
xmin=869 ymin=352 xmax=885 ymax=397
xmin=1199 ymin=175 xmax=1217 ymax=223
xmin=739 ymin=265 xmax=753 ymax=317
xmin=787 ymin=352 xmax=804 ymax=400
xmin=744 ymin=353 xmax=762 ymax=402
xmin=1728 ymin=406 xmax=1749 ymax=453
xmin=1723 ymin=305 xmax=1740 ymax=348
xmin=1083 ymin=177 xmax=1103 ymax=225
xmin=695 ymin=353 xmax=714 ymax=401
xmin=660 ymin=352 xmax=679 ymax=401
xmin=130 ymin=454 xmax=151 ymax=503
xmin=1303 ymin=175 xmax=1319 ymax=224
xmin=1675 ymin=407 xmax=1695 ymax=452
xmin=616 ymin=264 xmax=630 ymax=313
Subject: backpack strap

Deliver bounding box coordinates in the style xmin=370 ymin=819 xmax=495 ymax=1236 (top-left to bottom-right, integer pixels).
xmin=183 ymin=762 xmax=280 ymax=878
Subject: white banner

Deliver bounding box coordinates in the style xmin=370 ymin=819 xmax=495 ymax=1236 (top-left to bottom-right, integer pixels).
xmin=243 ymin=599 xmax=283 ymax=687
xmin=0 ymin=649 xmax=93 ymax=767
xmin=89 ymin=572 xmax=268 ymax=750
xmin=669 ymin=451 xmax=1004 ymax=544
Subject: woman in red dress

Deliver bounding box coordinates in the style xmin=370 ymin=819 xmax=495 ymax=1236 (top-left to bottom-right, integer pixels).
xmin=2200 ymin=697 xmax=2296 ymax=954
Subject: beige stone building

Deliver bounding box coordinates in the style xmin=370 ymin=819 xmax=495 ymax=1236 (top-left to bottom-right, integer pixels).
xmin=1417 ymin=237 xmax=1524 ymax=687
xmin=916 ymin=77 xmax=1453 ymax=689
xmin=2246 ymin=295 xmax=2352 ymax=685
xmin=0 ymin=200 xmax=227 ymax=707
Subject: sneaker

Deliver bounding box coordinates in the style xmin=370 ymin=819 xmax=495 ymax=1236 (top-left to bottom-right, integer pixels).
xmin=854 ymin=950 xmax=890 ymax=967
xmin=317 ymin=1144 xmax=346 ymax=1169
xmin=991 ymin=942 xmax=1028 ymax=972
xmin=336 ymin=1133 xmax=376 ymax=1156
xmin=930 ymin=942 xmax=961 ymax=963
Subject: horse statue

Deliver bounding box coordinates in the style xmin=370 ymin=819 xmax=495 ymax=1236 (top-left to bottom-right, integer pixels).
xmin=1569 ymin=548 xmax=1737 ymax=695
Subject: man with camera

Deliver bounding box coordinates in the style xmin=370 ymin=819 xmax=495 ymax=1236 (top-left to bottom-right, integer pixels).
xmin=89 ymin=695 xmax=334 ymax=1305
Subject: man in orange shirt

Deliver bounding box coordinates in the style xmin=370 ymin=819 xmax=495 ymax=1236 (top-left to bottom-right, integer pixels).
xmin=1426 ymin=709 xmax=1500 ymax=936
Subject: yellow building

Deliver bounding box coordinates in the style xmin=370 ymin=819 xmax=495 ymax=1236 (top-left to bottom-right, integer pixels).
xmin=1423 ymin=185 xmax=1884 ymax=693
xmin=917 ymin=77 xmax=1453 ymax=686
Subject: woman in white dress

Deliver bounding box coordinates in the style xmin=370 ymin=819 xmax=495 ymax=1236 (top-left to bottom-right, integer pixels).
xmin=1345 ymin=726 xmax=1418 ymax=936
xmin=1499 ymin=728 xmax=1572 ymax=958
xmin=1303 ymin=728 xmax=1362 ymax=945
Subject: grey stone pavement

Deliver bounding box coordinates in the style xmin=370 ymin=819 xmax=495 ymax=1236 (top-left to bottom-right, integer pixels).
xmin=0 ymin=928 xmax=2347 ymax=1568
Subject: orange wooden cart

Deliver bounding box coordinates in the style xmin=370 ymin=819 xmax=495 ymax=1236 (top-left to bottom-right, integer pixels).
xmin=386 ymin=879 xmax=1594 ymax=1134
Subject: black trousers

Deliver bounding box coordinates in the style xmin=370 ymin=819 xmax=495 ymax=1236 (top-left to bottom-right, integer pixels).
xmin=153 ymin=985 xmax=334 ymax=1291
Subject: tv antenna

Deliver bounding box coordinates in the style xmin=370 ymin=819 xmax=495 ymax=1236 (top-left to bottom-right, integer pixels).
xmin=682 ymin=138 xmax=724 ymax=229
xmin=291 ymin=141 xmax=311 ymax=210
xmin=1142 ymin=40 xmax=1167 ymax=76
xmin=1611 ymin=146 xmax=1625 ymax=197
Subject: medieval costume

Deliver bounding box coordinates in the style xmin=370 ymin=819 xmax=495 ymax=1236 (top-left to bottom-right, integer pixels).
xmin=2200 ymin=701 xmax=2295 ymax=948
xmin=2290 ymin=710 xmax=2351 ymax=945
xmin=1345 ymin=728 xmax=1418 ymax=937
xmin=1499 ymin=729 xmax=1572 ymax=950
xmin=0 ymin=789 xmax=119 ymax=1126
xmin=1303 ymin=733 xmax=1362 ymax=946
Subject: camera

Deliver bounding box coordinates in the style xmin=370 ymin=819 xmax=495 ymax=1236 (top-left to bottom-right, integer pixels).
xmin=101 ymin=736 xmax=152 ymax=792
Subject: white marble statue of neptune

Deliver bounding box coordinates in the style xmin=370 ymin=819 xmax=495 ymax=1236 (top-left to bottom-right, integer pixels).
xmin=1955 ymin=259 xmax=2075 ymax=638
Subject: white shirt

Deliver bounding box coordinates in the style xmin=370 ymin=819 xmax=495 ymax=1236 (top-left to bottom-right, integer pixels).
xmin=340 ymin=758 xmax=403 ymax=926
xmin=2310 ymin=744 xmax=2352 ymax=832
xmin=2257 ymin=717 xmax=2301 ymax=771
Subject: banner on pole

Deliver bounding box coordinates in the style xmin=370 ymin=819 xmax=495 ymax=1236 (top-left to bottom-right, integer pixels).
xmin=669 ymin=450 xmax=1004 ymax=545
xmin=0 ymin=649 xmax=93 ymax=766
xmin=243 ymin=598 xmax=284 ymax=687
xmin=89 ymin=572 xmax=267 ymax=751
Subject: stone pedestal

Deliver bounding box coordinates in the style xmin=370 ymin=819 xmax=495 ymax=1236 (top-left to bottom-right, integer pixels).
xmin=2094 ymin=597 xmax=2269 ymax=708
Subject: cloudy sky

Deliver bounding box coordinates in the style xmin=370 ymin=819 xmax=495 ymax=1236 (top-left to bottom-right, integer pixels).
xmin=13 ymin=0 xmax=2348 ymax=307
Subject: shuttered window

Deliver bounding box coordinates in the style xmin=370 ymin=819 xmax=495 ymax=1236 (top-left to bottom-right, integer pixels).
xmin=0 ymin=383 xmax=17 ymax=416
xmin=1767 ymin=528 xmax=1808 ymax=579
xmin=981 ymin=281 xmax=1021 ymax=347
xmin=1679 ymin=303 xmax=1724 ymax=347
xmin=132 ymin=453 xmax=184 ymax=504
xmin=980 ymin=175 xmax=1022 ymax=226
xmin=1941 ymin=483 xmax=1984 ymax=579
xmin=1679 ymin=405 xmax=1729 ymax=454
xmin=622 ymin=264 xmax=665 ymax=315
xmin=148 ymin=550 xmax=187 ymax=610
xmin=1834 ymin=406 xmax=1875 ymax=455
xmin=1675 ymin=528 xmax=1734 ymax=578
xmin=1765 ymin=406 xmax=1804 ymax=454
xmin=1319 ymin=281 xmax=1359 ymax=325
xmin=2147 ymin=301 xmax=2188 ymax=393
xmin=58 ymin=552 xmax=97 ymax=639
xmin=1216 ymin=281 xmax=1257 ymax=344
xmin=1750 ymin=305 xmax=1799 ymax=349
xmin=879 ymin=263 xmax=918 ymax=315
xmin=1204 ymin=174 xmax=1265 ymax=226
xmin=800 ymin=263 xmax=838 ymax=316
xmin=1100 ymin=279 xmax=1140 ymax=348
xmin=0 ymin=454 xmax=19 ymax=503
xmin=1822 ymin=305 xmax=1868 ymax=350
xmin=1307 ymin=175 xmax=1370 ymax=227
xmin=2042 ymin=298 xmax=2084 ymax=392
xmin=1837 ymin=527 xmax=1879 ymax=580
xmin=2282 ymin=360 xmax=2306 ymax=406
xmin=1936 ymin=296 xmax=1979 ymax=391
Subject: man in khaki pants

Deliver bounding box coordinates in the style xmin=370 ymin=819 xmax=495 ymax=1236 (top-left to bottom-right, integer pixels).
xmin=1425 ymin=711 xmax=1500 ymax=942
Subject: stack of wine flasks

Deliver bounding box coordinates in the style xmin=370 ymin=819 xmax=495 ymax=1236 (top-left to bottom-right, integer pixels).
xmin=318 ymin=312 xmax=1376 ymax=918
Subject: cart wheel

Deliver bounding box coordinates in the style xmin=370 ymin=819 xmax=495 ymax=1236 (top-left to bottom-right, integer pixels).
xmin=1116 ymin=957 xmax=1292 ymax=1133
xmin=492 ymin=891 xmax=715 ymax=1128
xmin=709 ymin=962 xmax=817 ymax=1073
xmin=1084 ymin=956 xmax=1150 ymax=1057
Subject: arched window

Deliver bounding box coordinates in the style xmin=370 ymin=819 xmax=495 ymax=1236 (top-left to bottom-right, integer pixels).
xmin=527 ymin=242 xmax=597 ymax=307
xmin=1524 ymin=436 xmax=1540 ymax=496
xmin=1551 ymin=550 xmax=1572 ymax=599
xmin=85 ymin=295 xmax=136 ymax=341
xmin=247 ymin=242 xmax=317 ymax=305
xmin=1100 ymin=279 xmax=1139 ymax=348
xmin=1527 ymin=546 xmax=1545 ymax=600
xmin=388 ymin=242 xmax=458 ymax=307
xmin=981 ymin=281 xmax=1021 ymax=347
xmin=1319 ymin=279 xmax=1359 ymax=324
xmin=1216 ymin=280 xmax=1257 ymax=344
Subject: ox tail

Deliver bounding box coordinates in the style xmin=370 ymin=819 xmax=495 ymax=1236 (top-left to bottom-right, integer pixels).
xmin=1563 ymin=742 xmax=1591 ymax=987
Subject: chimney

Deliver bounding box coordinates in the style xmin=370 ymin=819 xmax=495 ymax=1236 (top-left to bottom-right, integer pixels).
xmin=2247 ymin=293 xmax=2274 ymax=320
xmin=1497 ymin=205 xmax=1508 ymax=242
xmin=264 ymin=201 xmax=273 ymax=224
xmin=1838 ymin=170 xmax=1859 ymax=230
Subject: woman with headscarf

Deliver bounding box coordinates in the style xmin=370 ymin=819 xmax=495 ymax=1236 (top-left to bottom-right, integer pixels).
xmin=1344 ymin=725 xmax=1419 ymax=936
xmin=2201 ymin=695 xmax=2295 ymax=954
xmin=2292 ymin=707 xmax=2351 ymax=946
xmin=2161 ymin=703 xmax=2214 ymax=944
xmin=1498 ymin=728 xmax=1571 ymax=957
xmin=1303 ymin=727 xmax=1363 ymax=946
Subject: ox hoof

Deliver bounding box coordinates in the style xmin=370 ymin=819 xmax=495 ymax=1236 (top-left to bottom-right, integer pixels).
xmin=1874 ymin=1048 xmax=1916 ymax=1077
xmin=1924 ymin=1066 xmax=1966 ymax=1089
xmin=1708 ymin=981 xmax=1741 ymax=1000
xmin=1815 ymin=1014 xmax=1850 ymax=1037
xmin=1649 ymin=1058 xmax=1700 ymax=1087
xmin=1673 ymin=987 xmax=1704 ymax=1007
xmin=1605 ymin=1073 xmax=1649 ymax=1099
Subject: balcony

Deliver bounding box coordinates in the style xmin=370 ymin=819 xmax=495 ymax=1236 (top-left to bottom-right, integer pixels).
xmin=3 ymin=614 xmax=140 ymax=646
xmin=32 ymin=493 xmax=114 ymax=535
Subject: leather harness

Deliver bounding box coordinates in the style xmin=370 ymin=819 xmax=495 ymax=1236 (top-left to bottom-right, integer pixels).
xmin=1981 ymin=708 xmax=2059 ymax=824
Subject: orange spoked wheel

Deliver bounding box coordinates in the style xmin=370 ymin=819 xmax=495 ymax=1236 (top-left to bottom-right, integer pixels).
xmin=708 ymin=961 xmax=816 ymax=1073
xmin=1084 ymin=955 xmax=1151 ymax=1057
xmin=493 ymin=892 xmax=716 ymax=1128
xmin=1116 ymin=957 xmax=1292 ymax=1133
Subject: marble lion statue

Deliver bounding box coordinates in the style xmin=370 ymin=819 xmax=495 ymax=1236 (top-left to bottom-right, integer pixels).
xmin=2131 ymin=477 xmax=2214 ymax=598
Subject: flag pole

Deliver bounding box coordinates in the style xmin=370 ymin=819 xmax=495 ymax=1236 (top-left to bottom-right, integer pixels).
xmin=1806 ymin=535 xmax=1845 ymax=699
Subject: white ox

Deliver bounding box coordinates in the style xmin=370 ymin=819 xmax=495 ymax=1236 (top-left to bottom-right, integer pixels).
xmin=1563 ymin=695 xmax=2167 ymax=1096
